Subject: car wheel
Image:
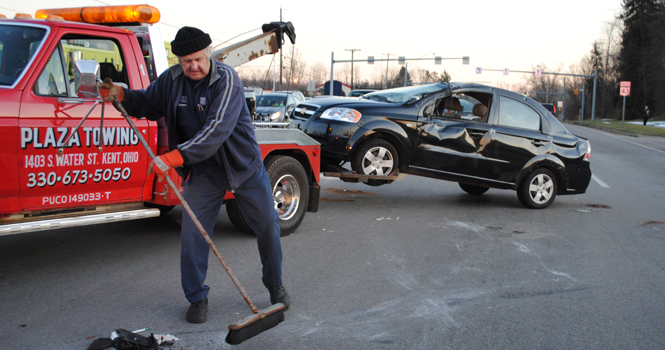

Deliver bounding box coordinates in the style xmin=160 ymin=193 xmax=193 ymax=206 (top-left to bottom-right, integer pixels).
xmin=517 ymin=168 xmax=557 ymax=209
xmin=225 ymin=155 xmax=309 ymax=236
xmin=458 ymin=183 xmax=489 ymax=195
xmin=351 ymin=139 xmax=398 ymax=186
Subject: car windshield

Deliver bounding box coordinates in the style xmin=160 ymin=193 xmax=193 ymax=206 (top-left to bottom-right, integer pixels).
xmin=257 ymin=94 xmax=287 ymax=107
xmin=0 ymin=24 xmax=48 ymax=86
xmin=361 ymin=83 xmax=448 ymax=104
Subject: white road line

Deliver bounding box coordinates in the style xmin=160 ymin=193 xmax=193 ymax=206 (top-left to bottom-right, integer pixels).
xmin=592 ymin=174 xmax=610 ymax=188
xmin=583 ymin=127 xmax=665 ymax=155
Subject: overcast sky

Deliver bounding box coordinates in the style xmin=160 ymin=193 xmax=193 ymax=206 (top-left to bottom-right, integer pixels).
xmin=3 ymin=0 xmax=621 ymax=88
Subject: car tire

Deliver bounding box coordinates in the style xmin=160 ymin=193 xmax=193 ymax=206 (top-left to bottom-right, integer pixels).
xmin=458 ymin=183 xmax=489 ymax=195
xmin=351 ymin=139 xmax=399 ymax=187
xmin=225 ymin=155 xmax=309 ymax=236
xmin=517 ymin=168 xmax=557 ymax=209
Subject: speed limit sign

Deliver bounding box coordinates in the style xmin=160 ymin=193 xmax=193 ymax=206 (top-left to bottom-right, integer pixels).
xmin=620 ymin=81 xmax=631 ymax=97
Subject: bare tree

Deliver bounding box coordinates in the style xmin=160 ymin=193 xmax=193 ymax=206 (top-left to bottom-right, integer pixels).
xmin=308 ymin=62 xmax=328 ymax=87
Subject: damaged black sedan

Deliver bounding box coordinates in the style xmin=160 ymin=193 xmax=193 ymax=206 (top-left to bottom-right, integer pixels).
xmin=290 ymin=82 xmax=591 ymax=209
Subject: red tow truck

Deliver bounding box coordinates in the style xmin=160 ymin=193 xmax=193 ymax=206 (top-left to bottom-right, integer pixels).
xmin=0 ymin=5 xmax=320 ymax=236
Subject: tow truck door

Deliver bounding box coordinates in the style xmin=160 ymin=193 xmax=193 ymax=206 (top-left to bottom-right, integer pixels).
xmin=17 ymin=28 xmax=152 ymax=211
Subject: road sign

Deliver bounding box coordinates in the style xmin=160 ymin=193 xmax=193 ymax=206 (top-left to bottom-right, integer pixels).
xmin=398 ymin=56 xmax=405 ymax=65
xmin=503 ymin=68 xmax=509 ymax=76
xmin=462 ymin=56 xmax=470 ymax=65
xmin=620 ymin=81 xmax=631 ymax=97
xmin=476 ymin=67 xmax=482 ymax=74
xmin=535 ymin=69 xmax=542 ymax=78
xmin=367 ymin=56 xmax=374 ymax=65
xmin=434 ymin=56 xmax=441 ymax=65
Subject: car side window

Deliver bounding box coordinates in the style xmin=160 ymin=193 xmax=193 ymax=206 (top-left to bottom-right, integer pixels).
xmin=34 ymin=46 xmax=69 ymax=97
xmin=498 ymin=97 xmax=541 ymax=131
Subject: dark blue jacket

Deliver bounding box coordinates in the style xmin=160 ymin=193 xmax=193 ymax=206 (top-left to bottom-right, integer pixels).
xmin=121 ymin=59 xmax=262 ymax=190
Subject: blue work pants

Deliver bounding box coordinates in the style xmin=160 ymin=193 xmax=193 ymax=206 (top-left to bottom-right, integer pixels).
xmin=180 ymin=167 xmax=282 ymax=304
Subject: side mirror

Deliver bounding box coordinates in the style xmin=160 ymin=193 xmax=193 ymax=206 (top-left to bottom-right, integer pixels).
xmin=74 ymin=60 xmax=100 ymax=98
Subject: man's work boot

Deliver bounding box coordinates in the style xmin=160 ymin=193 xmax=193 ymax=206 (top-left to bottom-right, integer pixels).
xmin=186 ymin=298 xmax=208 ymax=323
xmin=266 ymin=284 xmax=290 ymax=310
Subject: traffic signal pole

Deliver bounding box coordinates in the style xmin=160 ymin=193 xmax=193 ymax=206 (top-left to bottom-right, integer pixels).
xmin=478 ymin=68 xmax=597 ymax=121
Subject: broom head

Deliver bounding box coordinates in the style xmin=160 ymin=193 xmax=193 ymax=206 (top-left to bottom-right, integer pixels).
xmin=225 ymin=303 xmax=286 ymax=345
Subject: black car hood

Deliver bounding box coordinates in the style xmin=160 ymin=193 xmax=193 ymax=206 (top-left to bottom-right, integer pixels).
xmin=302 ymin=97 xmax=383 ymax=109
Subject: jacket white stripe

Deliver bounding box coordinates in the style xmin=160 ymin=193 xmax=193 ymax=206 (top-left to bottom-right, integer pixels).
xmin=179 ymin=65 xmax=234 ymax=151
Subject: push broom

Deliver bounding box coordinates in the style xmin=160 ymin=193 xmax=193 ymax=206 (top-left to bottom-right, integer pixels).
xmin=111 ymin=97 xmax=285 ymax=345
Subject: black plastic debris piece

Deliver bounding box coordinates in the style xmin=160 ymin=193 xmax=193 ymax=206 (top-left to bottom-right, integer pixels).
xmin=111 ymin=328 xmax=159 ymax=350
xmin=87 ymin=338 xmax=114 ymax=350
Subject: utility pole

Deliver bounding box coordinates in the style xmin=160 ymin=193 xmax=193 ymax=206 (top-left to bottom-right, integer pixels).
xmin=382 ymin=53 xmax=391 ymax=89
xmin=345 ymin=48 xmax=361 ymax=89
xmin=279 ymin=6 xmax=283 ymax=91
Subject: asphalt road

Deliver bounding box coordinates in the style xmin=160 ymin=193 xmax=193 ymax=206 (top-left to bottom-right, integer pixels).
xmin=1 ymin=124 xmax=664 ymax=349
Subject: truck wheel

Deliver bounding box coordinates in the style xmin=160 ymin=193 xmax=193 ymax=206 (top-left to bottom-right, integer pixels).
xmin=144 ymin=203 xmax=175 ymax=216
xmin=266 ymin=155 xmax=309 ymax=235
xmin=225 ymin=156 xmax=309 ymax=236
xmin=458 ymin=183 xmax=489 ymax=195
xmin=517 ymin=168 xmax=557 ymax=209
xmin=225 ymin=199 xmax=253 ymax=234
xmin=351 ymin=139 xmax=398 ymax=186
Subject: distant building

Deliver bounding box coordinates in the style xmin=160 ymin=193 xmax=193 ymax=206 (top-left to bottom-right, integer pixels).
xmin=317 ymin=80 xmax=351 ymax=96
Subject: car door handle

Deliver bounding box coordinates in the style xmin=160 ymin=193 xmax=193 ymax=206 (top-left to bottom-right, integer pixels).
xmin=531 ymin=140 xmax=545 ymax=147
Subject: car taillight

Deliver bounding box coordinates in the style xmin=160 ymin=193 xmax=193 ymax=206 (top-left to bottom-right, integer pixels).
xmin=584 ymin=142 xmax=591 ymax=161
xmin=553 ymin=106 xmax=557 ymax=114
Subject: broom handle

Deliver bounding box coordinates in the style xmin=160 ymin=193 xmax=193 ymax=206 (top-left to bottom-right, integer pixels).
xmin=113 ymin=98 xmax=260 ymax=314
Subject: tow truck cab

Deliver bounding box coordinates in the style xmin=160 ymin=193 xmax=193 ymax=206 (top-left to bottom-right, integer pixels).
xmin=0 ymin=6 xmax=320 ymax=236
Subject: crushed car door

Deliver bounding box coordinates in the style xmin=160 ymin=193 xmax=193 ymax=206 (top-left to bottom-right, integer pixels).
xmin=412 ymin=93 xmax=494 ymax=178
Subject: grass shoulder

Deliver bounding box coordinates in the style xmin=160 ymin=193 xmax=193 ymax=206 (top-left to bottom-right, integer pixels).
xmin=570 ymin=119 xmax=665 ymax=137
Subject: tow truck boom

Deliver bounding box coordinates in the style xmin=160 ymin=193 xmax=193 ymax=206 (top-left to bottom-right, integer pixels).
xmin=213 ymin=22 xmax=295 ymax=68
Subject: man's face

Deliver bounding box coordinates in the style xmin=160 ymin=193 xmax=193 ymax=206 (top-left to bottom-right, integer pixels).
xmin=179 ymin=49 xmax=210 ymax=81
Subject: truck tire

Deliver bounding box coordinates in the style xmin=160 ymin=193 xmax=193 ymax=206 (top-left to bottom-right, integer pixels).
xmin=351 ymin=138 xmax=398 ymax=187
xmin=225 ymin=199 xmax=252 ymax=234
xmin=225 ymin=155 xmax=309 ymax=236
xmin=144 ymin=203 xmax=175 ymax=216
xmin=517 ymin=168 xmax=557 ymax=209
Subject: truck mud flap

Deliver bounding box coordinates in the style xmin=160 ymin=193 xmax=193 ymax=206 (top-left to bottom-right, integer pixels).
xmin=323 ymin=171 xmax=399 ymax=184
xmin=307 ymin=182 xmax=320 ymax=213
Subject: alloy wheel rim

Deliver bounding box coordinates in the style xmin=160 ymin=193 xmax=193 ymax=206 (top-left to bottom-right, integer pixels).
xmin=273 ymin=174 xmax=300 ymax=220
xmin=362 ymin=146 xmax=394 ymax=175
xmin=529 ymin=173 xmax=553 ymax=204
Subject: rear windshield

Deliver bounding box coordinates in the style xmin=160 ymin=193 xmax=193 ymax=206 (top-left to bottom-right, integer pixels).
xmin=0 ymin=24 xmax=47 ymax=86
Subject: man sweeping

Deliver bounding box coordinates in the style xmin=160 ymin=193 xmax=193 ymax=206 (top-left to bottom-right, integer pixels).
xmin=100 ymin=26 xmax=290 ymax=324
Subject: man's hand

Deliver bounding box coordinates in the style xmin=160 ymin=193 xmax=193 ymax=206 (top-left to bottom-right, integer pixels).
xmin=99 ymin=77 xmax=124 ymax=102
xmin=148 ymin=150 xmax=184 ymax=179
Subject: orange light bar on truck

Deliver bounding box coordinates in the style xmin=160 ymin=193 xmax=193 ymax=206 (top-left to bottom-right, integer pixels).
xmin=35 ymin=5 xmax=160 ymax=25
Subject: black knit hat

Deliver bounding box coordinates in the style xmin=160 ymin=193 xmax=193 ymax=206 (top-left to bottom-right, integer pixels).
xmin=171 ymin=26 xmax=212 ymax=56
